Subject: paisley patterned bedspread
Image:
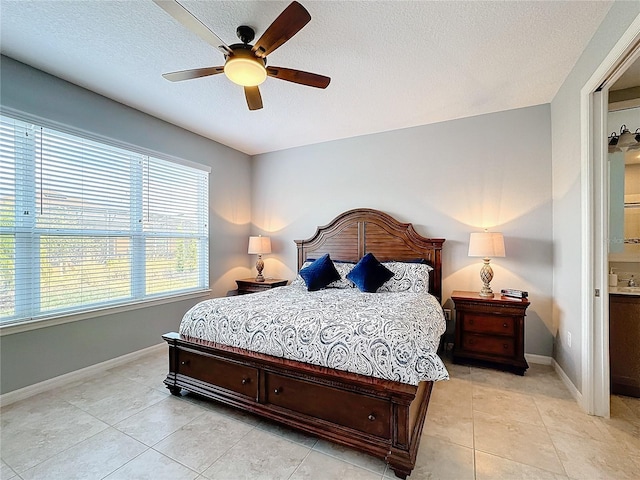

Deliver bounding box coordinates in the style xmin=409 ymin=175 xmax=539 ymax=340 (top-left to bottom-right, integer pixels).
xmin=179 ymin=284 xmax=449 ymax=385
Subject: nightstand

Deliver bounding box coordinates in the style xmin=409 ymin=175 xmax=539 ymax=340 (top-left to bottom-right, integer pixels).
xmin=235 ymin=278 xmax=288 ymax=295
xmin=451 ymin=290 xmax=530 ymax=375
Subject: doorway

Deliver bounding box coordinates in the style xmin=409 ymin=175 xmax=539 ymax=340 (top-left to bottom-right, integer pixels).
xmin=583 ymin=19 xmax=640 ymax=417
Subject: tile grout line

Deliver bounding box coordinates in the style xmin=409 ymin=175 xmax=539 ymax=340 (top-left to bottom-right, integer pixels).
xmin=285 ymin=445 xmax=314 ymax=480
xmin=469 ymin=366 xmax=571 ymax=479
xmin=1 ymin=397 xmax=112 ymax=477
xmin=97 ymin=446 xmax=150 ymax=480
xmin=470 ymin=370 xmax=477 ymax=480
xmin=531 ymin=395 xmax=572 ymax=479
xmin=310 ymin=442 xmax=387 ymax=476
xmin=15 ymin=426 xmax=117 ymax=479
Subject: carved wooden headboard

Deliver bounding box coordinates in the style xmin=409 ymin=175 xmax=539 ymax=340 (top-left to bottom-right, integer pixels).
xmin=294 ymin=208 xmax=445 ymax=300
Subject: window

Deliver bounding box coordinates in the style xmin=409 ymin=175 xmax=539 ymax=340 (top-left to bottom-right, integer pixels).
xmin=0 ymin=114 xmax=209 ymax=326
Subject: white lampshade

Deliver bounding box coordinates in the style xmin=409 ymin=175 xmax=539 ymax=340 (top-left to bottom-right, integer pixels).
xmin=468 ymin=232 xmax=505 ymax=258
xmin=248 ymin=236 xmax=271 ymax=255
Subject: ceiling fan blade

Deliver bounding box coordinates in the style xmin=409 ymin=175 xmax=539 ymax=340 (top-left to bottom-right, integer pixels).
xmin=162 ymin=66 xmax=225 ymax=82
xmin=153 ymin=0 xmax=232 ymax=55
xmin=252 ymin=1 xmax=311 ymax=58
xmin=244 ymin=86 xmax=263 ymax=110
xmin=266 ymin=66 xmax=330 ymax=89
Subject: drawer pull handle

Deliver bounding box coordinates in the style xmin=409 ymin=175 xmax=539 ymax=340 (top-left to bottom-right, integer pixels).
xmin=180 ymin=360 xmax=190 ymax=366
xmin=274 ymin=387 xmax=281 ymax=395
xmin=368 ymin=414 xmax=376 ymax=422
xmin=241 ymin=378 xmax=249 ymax=385
xmin=469 ymin=319 xmax=474 ymax=325
xmin=503 ymin=323 xmax=508 ymax=328
xmin=503 ymin=344 xmax=509 ymax=349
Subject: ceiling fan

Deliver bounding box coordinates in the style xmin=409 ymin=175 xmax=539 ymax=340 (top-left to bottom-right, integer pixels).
xmin=153 ymin=0 xmax=331 ymax=111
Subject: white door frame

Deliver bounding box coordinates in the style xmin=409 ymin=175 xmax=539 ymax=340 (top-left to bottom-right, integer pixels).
xmin=581 ymin=15 xmax=640 ymax=417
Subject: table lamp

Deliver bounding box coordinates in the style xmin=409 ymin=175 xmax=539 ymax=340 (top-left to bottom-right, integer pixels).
xmin=248 ymin=235 xmax=271 ymax=282
xmin=468 ymin=231 xmax=505 ymax=298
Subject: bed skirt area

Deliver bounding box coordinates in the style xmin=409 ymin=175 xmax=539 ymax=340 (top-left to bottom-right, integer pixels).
xmin=163 ymin=332 xmax=434 ymax=479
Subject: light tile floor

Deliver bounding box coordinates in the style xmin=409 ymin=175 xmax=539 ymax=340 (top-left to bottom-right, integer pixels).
xmin=1 ymin=347 xmax=639 ymax=479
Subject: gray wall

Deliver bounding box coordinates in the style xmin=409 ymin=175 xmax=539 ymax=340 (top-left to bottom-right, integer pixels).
xmin=550 ymin=3 xmax=640 ymax=391
xmin=0 ymin=57 xmax=253 ymax=394
xmin=252 ymin=104 xmax=554 ymax=358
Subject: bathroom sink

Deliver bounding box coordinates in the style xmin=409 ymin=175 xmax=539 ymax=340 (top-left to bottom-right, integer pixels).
xmin=618 ymin=287 xmax=640 ymax=293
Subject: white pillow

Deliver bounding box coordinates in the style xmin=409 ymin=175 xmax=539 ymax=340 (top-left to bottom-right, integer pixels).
xmin=328 ymin=262 xmax=356 ymax=288
xmin=291 ymin=260 xmax=356 ymax=288
xmin=377 ymin=261 xmax=433 ymax=293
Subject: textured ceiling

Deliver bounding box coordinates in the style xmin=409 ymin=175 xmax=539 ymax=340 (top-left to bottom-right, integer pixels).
xmin=1 ymin=1 xmax=615 ymax=155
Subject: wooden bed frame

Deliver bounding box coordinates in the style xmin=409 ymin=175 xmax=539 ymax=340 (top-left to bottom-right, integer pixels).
xmin=163 ymin=208 xmax=445 ymax=478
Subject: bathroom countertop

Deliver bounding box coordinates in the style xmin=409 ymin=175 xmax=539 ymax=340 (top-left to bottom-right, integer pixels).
xmin=610 ymin=286 xmax=640 ymax=296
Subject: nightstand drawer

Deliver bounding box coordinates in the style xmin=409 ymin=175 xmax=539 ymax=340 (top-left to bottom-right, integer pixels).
xmin=463 ymin=333 xmax=514 ymax=357
xmin=465 ymin=314 xmax=515 ymax=336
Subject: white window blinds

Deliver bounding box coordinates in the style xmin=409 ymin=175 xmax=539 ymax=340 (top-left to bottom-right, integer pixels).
xmin=0 ymin=114 xmax=209 ymax=325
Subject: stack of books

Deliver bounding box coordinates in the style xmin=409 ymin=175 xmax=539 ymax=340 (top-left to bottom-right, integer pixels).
xmin=501 ymin=288 xmax=528 ymax=299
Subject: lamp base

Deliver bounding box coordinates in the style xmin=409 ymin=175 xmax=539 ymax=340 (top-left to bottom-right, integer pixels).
xmin=478 ymin=286 xmax=495 ymax=298
xmin=255 ymin=255 xmax=265 ymax=282
xmin=478 ymin=258 xmax=495 ymax=298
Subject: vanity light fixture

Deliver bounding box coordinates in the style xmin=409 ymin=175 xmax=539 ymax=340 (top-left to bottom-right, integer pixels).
xmin=608 ymin=125 xmax=640 ymax=153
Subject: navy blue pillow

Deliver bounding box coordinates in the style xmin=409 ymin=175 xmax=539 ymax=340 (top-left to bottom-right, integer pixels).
xmin=299 ymin=254 xmax=341 ymax=291
xmin=347 ymin=253 xmax=394 ymax=293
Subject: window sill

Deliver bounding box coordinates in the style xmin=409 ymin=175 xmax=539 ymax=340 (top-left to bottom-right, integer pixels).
xmin=0 ymin=290 xmax=212 ymax=336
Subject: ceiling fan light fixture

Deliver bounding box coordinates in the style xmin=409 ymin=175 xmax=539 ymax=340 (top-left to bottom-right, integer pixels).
xmin=155 ymin=0 xmax=329 ymax=110
xmin=224 ymin=50 xmax=266 ymax=87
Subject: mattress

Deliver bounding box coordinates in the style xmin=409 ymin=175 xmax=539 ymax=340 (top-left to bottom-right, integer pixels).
xmin=179 ymin=284 xmax=449 ymax=385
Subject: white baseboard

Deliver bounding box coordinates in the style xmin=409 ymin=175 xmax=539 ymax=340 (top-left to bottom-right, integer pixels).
xmin=551 ymin=358 xmax=582 ymax=404
xmin=525 ymin=353 xmax=553 ymax=365
xmin=0 ymin=343 xmax=166 ymax=407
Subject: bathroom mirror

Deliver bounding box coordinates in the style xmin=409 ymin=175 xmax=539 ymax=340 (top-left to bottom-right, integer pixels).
xmin=609 ymin=108 xmax=640 ymax=261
